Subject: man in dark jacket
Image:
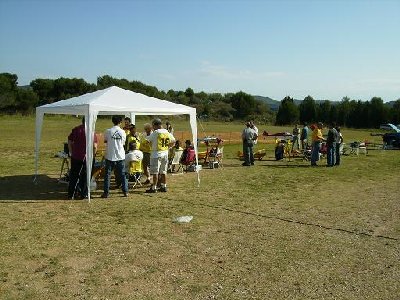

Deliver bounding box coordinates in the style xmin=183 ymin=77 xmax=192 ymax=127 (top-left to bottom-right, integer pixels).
xmin=241 ymin=121 xmax=258 ymax=166
xmin=326 ymin=123 xmax=338 ymax=167
xmin=68 ymin=117 xmax=98 ymax=199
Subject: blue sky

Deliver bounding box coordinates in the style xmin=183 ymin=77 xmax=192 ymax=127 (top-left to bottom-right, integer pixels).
xmin=1 ymin=0 xmax=399 ymax=101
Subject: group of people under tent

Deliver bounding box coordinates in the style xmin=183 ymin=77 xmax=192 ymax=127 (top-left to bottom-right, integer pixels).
xmin=67 ymin=116 xmax=178 ymax=200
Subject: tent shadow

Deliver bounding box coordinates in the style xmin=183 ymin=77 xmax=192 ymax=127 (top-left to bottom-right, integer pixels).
xmin=0 ymin=175 xmax=69 ymax=201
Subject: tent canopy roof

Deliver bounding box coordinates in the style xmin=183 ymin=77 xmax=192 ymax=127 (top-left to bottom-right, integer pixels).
xmin=37 ymin=86 xmax=195 ymax=116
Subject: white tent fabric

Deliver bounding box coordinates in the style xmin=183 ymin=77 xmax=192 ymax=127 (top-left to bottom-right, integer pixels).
xmin=35 ymin=86 xmax=199 ymax=201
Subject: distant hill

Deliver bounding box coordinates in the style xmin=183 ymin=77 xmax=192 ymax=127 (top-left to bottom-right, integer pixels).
xmin=254 ymin=96 xmax=280 ymax=111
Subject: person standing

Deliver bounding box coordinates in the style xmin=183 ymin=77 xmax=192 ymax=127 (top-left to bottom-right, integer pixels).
xmin=101 ymin=116 xmax=128 ymax=198
xmin=67 ymin=117 xmax=98 ymax=199
xmin=335 ymin=126 xmax=343 ymax=166
xmin=145 ymin=118 xmax=175 ymax=193
xmin=300 ymin=123 xmax=309 ymax=150
xmin=123 ymin=117 xmax=131 ymax=135
xmin=310 ymin=122 xmax=325 ymax=166
xmin=139 ymin=123 xmax=153 ymax=184
xmin=326 ymin=124 xmax=338 ymax=167
xmin=292 ymin=124 xmax=301 ymax=150
xmin=241 ymin=121 xmax=257 ymax=166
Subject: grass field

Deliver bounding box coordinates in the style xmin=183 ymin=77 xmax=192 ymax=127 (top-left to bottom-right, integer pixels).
xmin=0 ymin=115 xmax=399 ymax=299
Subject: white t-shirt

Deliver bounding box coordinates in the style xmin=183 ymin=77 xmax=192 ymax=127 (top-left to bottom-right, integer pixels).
xmin=146 ymin=128 xmax=175 ymax=158
xmin=125 ymin=150 xmax=143 ymax=169
xmin=104 ymin=125 xmax=126 ymax=161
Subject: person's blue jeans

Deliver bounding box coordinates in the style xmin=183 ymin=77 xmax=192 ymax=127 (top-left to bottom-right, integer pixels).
xmin=103 ymin=159 xmax=128 ymax=195
xmin=243 ymin=142 xmax=254 ymax=165
xmin=311 ymin=141 xmax=321 ymax=165
xmin=327 ymin=143 xmax=336 ymax=166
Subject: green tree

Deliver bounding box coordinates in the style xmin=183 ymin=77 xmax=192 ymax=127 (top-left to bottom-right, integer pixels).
xmin=16 ymin=88 xmax=39 ymax=113
xmin=211 ymin=101 xmax=235 ymax=121
xmin=390 ymin=99 xmax=400 ymax=125
xmin=319 ymin=100 xmax=332 ymax=124
xmin=0 ymin=73 xmax=18 ymax=111
xmin=30 ymin=79 xmax=55 ymax=104
xmin=337 ymin=97 xmax=351 ymax=126
xmin=329 ymin=104 xmax=338 ymax=125
xmin=299 ymin=95 xmax=317 ymax=124
xmin=275 ymin=96 xmax=299 ymax=125
xmin=184 ymin=87 xmax=194 ymax=99
xmin=229 ymin=91 xmax=257 ymax=119
xmin=208 ymin=93 xmax=224 ymax=103
xmin=368 ymin=97 xmax=388 ymax=128
xmin=97 ymin=75 xmax=117 ymax=89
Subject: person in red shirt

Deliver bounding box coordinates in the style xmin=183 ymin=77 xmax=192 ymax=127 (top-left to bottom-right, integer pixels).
xmin=67 ymin=117 xmax=98 ymax=199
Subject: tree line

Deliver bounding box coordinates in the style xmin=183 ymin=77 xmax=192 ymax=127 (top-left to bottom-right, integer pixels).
xmin=275 ymin=95 xmax=400 ymax=128
xmin=1 ymin=72 xmax=399 ymax=128
xmin=0 ymin=73 xmax=274 ymax=123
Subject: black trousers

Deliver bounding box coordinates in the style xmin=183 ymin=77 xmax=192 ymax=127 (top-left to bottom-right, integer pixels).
xmin=68 ymin=158 xmax=87 ymax=198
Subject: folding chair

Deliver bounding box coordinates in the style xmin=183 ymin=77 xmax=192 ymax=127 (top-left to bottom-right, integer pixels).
xmin=214 ymin=146 xmax=224 ymax=168
xmin=91 ymin=149 xmax=105 ymax=183
xmin=128 ymin=160 xmax=143 ymax=189
xmin=169 ymin=148 xmax=184 ymax=173
xmin=58 ymin=152 xmax=70 ymax=183
xmin=180 ymin=148 xmax=196 ymax=171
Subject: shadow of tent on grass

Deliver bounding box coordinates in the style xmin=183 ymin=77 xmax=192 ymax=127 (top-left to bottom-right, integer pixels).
xmin=0 ymin=175 xmax=69 ymax=201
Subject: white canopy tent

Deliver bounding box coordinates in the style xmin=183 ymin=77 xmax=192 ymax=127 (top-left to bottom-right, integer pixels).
xmin=35 ymin=86 xmax=199 ymax=201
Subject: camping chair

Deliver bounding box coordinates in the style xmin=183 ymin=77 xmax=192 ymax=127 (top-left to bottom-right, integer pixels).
xmin=207 ymin=146 xmax=223 ymax=168
xmin=169 ymin=148 xmax=184 ymax=173
xmin=128 ymin=160 xmax=143 ymax=189
xmin=302 ymin=145 xmax=312 ymax=161
xmin=180 ymin=148 xmax=196 ymax=171
xmin=349 ymin=141 xmax=362 ymax=155
xmin=58 ymin=150 xmax=70 ymax=183
xmin=215 ymin=146 xmax=224 ymax=168
xmin=91 ymin=149 xmax=106 ymax=182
